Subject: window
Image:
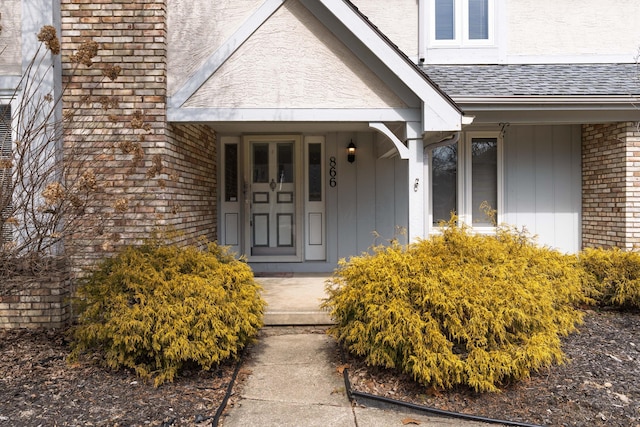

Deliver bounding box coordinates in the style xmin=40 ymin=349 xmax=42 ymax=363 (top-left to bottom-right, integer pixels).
xmin=1 ymin=104 xmax=12 ymax=244
xmin=431 ymin=0 xmax=493 ymax=45
xmin=308 ymin=143 xmax=322 ymax=202
xmin=429 ymin=132 xmax=501 ymax=229
xmin=224 ymin=143 xmax=238 ymax=202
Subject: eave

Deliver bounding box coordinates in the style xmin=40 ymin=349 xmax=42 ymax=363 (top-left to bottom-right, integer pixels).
xmin=452 ymin=96 xmax=640 ymax=124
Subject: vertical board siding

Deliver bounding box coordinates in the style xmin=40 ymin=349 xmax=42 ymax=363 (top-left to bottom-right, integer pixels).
xmin=533 ymin=126 xmax=555 ymax=246
xmin=504 ymin=124 xmax=581 ymax=253
xmin=335 ymin=133 xmax=359 ymax=260
xmin=329 ymin=131 xmax=409 ymax=261
xmin=355 ymin=132 xmax=377 ymax=253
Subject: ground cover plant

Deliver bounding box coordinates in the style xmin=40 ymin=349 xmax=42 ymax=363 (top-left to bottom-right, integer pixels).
xmin=70 ymin=240 xmax=265 ymax=386
xmin=323 ymin=219 xmax=585 ymax=392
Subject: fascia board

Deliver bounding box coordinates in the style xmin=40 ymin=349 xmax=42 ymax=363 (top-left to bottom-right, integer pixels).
xmin=167 ymin=107 xmax=421 ymax=123
xmin=453 ymin=96 xmax=640 ymax=108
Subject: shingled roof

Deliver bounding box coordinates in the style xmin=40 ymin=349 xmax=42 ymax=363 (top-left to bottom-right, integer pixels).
xmin=422 ymin=64 xmax=640 ymax=97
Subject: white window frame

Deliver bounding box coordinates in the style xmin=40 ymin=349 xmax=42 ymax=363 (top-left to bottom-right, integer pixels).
xmin=428 ymin=0 xmax=495 ymax=47
xmin=428 ymin=131 xmax=503 ymax=233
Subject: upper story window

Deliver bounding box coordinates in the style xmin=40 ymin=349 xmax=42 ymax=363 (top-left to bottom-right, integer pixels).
xmin=431 ymin=0 xmax=494 ymax=46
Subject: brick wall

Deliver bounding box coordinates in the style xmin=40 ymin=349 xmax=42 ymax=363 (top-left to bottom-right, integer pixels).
xmin=0 ymin=273 xmax=72 ymax=329
xmin=582 ymin=122 xmax=640 ymax=249
xmin=59 ymin=0 xmax=218 ymax=270
xmin=163 ymin=123 xmax=217 ymax=245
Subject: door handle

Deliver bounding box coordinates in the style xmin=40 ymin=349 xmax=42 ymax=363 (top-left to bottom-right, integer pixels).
xmin=270 ymin=179 xmax=276 ymax=191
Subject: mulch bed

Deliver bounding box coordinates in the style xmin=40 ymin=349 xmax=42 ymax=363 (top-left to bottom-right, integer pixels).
xmin=0 ymin=310 xmax=638 ymax=426
xmin=345 ymin=309 xmax=640 ymax=426
xmin=0 ymin=329 xmax=241 ymax=426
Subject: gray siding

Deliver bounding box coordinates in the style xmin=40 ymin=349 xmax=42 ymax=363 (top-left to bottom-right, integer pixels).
xmin=327 ymin=131 xmax=409 ymax=265
xmin=503 ymin=124 xmax=581 ymax=253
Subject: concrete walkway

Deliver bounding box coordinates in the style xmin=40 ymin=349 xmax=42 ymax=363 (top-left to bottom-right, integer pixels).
xmin=220 ymin=275 xmax=495 ymax=426
xmin=257 ymin=273 xmax=331 ymax=326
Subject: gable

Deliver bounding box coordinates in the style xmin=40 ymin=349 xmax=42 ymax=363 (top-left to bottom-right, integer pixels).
xmin=167 ymin=0 xmax=263 ymax=96
xmin=171 ymin=0 xmax=410 ymax=110
xmin=167 ymin=0 xmax=465 ymax=132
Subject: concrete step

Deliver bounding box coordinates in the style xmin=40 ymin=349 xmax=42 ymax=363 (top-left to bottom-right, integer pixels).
xmin=255 ymin=274 xmax=333 ymax=326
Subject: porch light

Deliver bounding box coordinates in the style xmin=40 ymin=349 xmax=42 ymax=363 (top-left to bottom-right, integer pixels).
xmin=347 ymin=140 xmax=356 ymax=163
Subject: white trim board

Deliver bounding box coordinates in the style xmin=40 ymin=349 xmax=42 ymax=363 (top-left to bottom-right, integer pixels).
xmin=167 ymin=108 xmax=422 ymax=123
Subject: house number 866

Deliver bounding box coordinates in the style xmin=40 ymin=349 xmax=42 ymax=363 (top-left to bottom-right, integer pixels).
xmin=329 ymin=157 xmax=337 ymax=187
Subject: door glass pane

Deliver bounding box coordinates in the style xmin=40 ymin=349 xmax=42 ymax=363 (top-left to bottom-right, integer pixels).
xmin=252 ymin=143 xmax=268 ymax=183
xmin=435 ymin=0 xmax=455 ymax=40
xmin=277 ymin=143 xmax=294 ymax=183
xmin=224 ymin=144 xmax=238 ymax=202
xmin=468 ymin=0 xmax=489 ymax=39
xmin=432 ymin=144 xmax=457 ymax=224
xmin=308 ymin=143 xmax=321 ymax=202
xmin=471 ymin=138 xmax=497 ymax=225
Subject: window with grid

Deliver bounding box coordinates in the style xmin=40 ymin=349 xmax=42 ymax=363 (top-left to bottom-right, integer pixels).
xmin=432 ymin=0 xmax=493 ymax=45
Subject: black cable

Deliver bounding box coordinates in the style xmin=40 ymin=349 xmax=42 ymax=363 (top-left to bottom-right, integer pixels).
xmin=349 ymin=389 xmax=543 ymax=427
xmin=211 ymin=346 xmax=247 ymax=427
xmin=339 ymin=346 xmax=542 ymax=427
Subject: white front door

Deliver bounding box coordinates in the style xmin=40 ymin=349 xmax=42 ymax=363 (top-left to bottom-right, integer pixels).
xmin=244 ymin=135 xmax=303 ymax=261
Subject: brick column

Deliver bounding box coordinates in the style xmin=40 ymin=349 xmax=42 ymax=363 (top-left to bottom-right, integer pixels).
xmin=60 ymin=0 xmax=217 ymax=269
xmin=582 ymin=122 xmax=640 ymax=249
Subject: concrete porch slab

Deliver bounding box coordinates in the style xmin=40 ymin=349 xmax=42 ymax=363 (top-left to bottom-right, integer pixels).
xmin=255 ymin=274 xmax=333 ymax=326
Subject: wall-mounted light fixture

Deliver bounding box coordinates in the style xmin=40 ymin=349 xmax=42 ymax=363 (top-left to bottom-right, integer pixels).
xmin=347 ymin=140 xmax=356 ymax=163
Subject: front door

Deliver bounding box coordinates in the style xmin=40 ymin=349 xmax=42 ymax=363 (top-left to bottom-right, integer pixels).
xmin=244 ymin=135 xmax=303 ymax=261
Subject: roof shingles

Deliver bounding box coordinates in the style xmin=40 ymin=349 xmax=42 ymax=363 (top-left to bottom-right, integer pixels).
xmin=422 ymin=64 xmax=640 ymax=97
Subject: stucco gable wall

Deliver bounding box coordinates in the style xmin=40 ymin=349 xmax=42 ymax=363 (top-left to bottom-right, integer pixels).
xmin=351 ymin=0 xmax=418 ymax=59
xmin=508 ymin=0 xmax=640 ymax=59
xmin=0 ymin=0 xmax=22 ymax=76
xmin=167 ymin=0 xmax=262 ymax=96
xmin=182 ymin=0 xmax=408 ymax=109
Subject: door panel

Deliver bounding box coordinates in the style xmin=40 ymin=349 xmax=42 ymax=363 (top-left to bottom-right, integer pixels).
xmin=245 ymin=137 xmax=302 ymax=260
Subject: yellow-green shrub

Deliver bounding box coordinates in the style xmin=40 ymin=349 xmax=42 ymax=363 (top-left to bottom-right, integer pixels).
xmin=580 ymin=247 xmax=640 ymax=309
xmin=323 ymin=221 xmax=584 ymax=392
xmin=70 ymin=241 xmax=265 ymax=386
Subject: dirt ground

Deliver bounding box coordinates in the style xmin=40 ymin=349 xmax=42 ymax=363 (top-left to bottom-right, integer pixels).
xmin=0 ymin=310 xmax=638 ymax=427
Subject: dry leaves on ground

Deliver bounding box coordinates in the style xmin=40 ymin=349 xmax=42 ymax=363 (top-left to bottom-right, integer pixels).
xmin=0 ymin=329 xmax=239 ymax=426
xmin=0 ymin=311 xmax=638 ymax=427
xmin=346 ymin=310 xmax=640 ymax=427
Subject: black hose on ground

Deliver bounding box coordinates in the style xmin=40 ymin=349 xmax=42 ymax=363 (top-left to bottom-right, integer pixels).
xmin=339 ymin=347 xmax=543 ymax=427
xmin=211 ymin=347 xmax=246 ymax=427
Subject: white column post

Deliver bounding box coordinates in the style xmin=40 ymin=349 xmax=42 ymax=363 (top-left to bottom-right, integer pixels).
xmin=407 ymin=121 xmax=424 ymax=242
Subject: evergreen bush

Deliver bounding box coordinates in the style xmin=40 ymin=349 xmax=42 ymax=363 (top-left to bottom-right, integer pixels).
xmin=323 ymin=220 xmax=584 ymax=392
xmin=70 ymin=241 xmax=265 ymax=386
xmin=580 ymin=247 xmax=640 ymax=309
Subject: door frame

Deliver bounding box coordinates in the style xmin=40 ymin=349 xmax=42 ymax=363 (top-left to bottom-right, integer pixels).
xmin=242 ymin=135 xmax=304 ymax=262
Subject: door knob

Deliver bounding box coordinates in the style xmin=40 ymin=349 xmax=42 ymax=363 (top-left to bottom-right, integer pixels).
xmin=270 ymin=178 xmax=276 ymax=191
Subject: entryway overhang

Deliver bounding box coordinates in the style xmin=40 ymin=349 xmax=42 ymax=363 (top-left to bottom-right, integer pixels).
xmin=166 ymin=0 xmax=468 ymax=137
xmin=165 ymin=0 xmax=472 ymax=251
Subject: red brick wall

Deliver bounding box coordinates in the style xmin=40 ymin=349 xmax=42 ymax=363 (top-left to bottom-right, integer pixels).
xmin=582 ymin=122 xmax=640 ymax=249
